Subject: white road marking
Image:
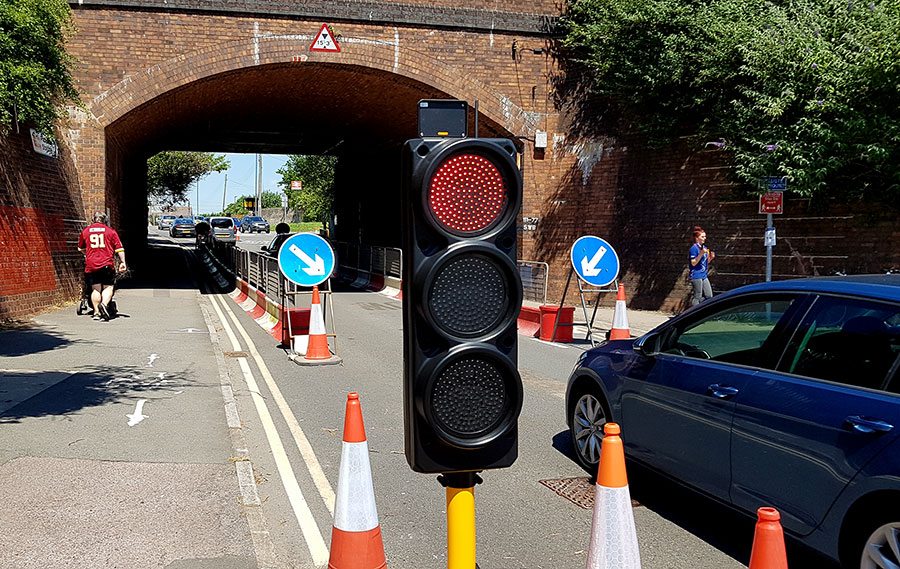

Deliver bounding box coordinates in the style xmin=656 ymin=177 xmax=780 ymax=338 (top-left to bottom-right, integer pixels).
xmin=147 ymin=354 xmax=159 ymax=367
xmin=201 ymin=299 xmax=280 ymax=569
xmin=209 ymin=295 xmax=330 ymax=566
xmin=126 ymin=399 xmax=148 ymax=426
xmin=532 ymin=338 xmax=577 ymax=349
xmin=215 ymin=295 xmax=336 ymax=516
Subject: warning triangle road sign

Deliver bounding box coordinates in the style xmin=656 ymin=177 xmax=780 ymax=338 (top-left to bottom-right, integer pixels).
xmin=310 ymin=24 xmax=341 ymax=53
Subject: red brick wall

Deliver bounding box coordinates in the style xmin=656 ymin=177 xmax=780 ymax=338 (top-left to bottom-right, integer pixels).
xmin=5 ymin=2 xmax=896 ymax=321
xmin=0 ymin=130 xmax=87 ymax=320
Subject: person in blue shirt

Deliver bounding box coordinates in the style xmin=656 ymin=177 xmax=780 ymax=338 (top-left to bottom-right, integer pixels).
xmin=689 ymin=226 xmax=715 ymax=306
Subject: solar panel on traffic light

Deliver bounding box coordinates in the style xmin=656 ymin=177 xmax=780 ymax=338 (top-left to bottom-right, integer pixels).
xmin=402 ymin=137 xmax=523 ymax=474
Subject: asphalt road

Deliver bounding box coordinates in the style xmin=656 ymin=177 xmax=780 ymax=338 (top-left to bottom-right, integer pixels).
xmin=2 ymin=232 xmax=832 ymax=568
xmin=203 ymin=233 xmax=755 ymax=569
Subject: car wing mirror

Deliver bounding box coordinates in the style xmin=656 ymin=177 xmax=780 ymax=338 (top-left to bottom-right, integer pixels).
xmin=633 ymin=331 xmax=661 ymax=357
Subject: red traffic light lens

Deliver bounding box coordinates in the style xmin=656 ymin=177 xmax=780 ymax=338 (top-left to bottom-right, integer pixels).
xmin=428 ymin=153 xmax=508 ymax=234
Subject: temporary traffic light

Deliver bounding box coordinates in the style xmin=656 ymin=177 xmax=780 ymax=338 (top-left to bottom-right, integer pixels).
xmin=402 ymin=137 xmax=524 ymax=474
xmin=243 ymin=197 xmax=256 ymax=210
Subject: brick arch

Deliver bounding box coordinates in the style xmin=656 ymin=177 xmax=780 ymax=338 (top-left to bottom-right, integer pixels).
xmin=90 ymin=33 xmax=539 ymax=138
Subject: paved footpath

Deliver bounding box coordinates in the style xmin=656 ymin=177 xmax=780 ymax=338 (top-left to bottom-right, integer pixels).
xmin=0 ymin=242 xmax=259 ymax=569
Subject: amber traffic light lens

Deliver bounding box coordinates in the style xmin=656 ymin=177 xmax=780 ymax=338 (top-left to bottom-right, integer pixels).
xmin=428 ymin=254 xmax=510 ymax=338
xmin=428 ymin=154 xmax=508 ymax=234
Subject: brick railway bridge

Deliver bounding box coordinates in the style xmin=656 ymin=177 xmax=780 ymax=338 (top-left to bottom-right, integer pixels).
xmin=1 ymin=0 xmax=897 ymax=320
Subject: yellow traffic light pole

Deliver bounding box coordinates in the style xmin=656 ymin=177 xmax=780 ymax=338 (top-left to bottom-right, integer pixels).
xmin=439 ymin=472 xmax=482 ymax=569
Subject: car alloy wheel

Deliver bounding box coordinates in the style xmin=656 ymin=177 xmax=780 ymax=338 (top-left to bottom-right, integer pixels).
xmin=571 ymin=391 xmax=607 ymax=470
xmin=861 ymin=522 xmax=900 ymax=569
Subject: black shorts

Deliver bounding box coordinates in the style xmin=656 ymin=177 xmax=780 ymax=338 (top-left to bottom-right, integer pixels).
xmin=86 ymin=266 xmax=115 ymax=287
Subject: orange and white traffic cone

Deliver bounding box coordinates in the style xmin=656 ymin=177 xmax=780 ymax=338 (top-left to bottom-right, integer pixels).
xmin=749 ymin=507 xmax=788 ymax=569
xmin=329 ymin=393 xmax=387 ymax=569
xmin=305 ymin=285 xmax=332 ymax=360
xmin=608 ymin=284 xmax=631 ymax=340
xmin=586 ymin=423 xmax=641 ymax=569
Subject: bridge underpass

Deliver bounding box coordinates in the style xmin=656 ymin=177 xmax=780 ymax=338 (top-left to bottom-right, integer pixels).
xmin=107 ymin=62 xmax=519 ymax=257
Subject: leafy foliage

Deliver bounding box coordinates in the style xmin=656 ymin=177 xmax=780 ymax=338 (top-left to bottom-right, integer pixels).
xmin=261 ymin=190 xmax=282 ymax=209
xmin=223 ymin=198 xmax=248 ymax=216
xmin=276 ymin=155 xmax=337 ymax=223
xmin=558 ymin=0 xmax=900 ymax=202
xmin=221 ymin=191 xmax=281 ymax=215
xmin=147 ymin=151 xmax=229 ymax=210
xmin=0 ymin=0 xmax=80 ymax=136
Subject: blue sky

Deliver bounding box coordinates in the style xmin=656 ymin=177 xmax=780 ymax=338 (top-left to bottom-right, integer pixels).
xmin=189 ymin=153 xmax=291 ymax=215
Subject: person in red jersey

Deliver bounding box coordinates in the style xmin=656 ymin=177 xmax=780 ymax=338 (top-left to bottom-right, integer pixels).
xmin=77 ymin=212 xmax=126 ymax=321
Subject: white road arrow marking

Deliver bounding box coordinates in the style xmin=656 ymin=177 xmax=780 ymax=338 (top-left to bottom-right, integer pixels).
xmin=288 ymin=244 xmax=325 ymax=276
xmin=147 ymin=354 xmax=159 ymax=367
xmin=126 ymin=399 xmax=148 ymax=426
xmin=581 ymin=245 xmax=608 ymax=277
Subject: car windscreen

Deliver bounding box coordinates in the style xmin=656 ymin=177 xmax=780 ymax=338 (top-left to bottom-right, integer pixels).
xmin=246 ymin=217 xmax=264 ymax=222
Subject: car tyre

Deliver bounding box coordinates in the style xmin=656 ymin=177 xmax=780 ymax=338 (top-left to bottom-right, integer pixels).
xmin=840 ymin=496 xmax=900 ymax=569
xmin=569 ymin=385 xmax=610 ymax=472
xmin=858 ymin=521 xmax=900 ymax=569
xmin=266 ymin=228 xmax=270 ymax=233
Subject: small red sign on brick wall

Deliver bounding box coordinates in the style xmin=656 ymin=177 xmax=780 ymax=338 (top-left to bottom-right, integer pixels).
xmin=759 ymin=192 xmax=784 ymax=214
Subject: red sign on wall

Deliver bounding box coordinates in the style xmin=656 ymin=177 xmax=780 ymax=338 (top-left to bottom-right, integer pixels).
xmin=759 ymin=192 xmax=784 ymax=214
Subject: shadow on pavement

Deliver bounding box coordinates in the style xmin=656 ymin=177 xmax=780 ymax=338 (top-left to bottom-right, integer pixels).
xmin=0 ymin=365 xmax=196 ymax=423
xmin=0 ymin=326 xmax=79 ymax=356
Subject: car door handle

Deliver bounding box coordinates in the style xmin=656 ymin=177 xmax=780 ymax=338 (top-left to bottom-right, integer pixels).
xmin=708 ymin=384 xmax=739 ymax=399
xmin=844 ymin=416 xmax=894 ymax=434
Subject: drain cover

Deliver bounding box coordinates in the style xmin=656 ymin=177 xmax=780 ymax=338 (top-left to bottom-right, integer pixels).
xmin=539 ymin=477 xmax=642 ymax=510
xmin=224 ymin=351 xmax=248 ymax=358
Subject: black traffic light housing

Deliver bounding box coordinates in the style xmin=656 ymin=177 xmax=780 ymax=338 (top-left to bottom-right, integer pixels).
xmin=402 ymin=137 xmax=524 ymax=474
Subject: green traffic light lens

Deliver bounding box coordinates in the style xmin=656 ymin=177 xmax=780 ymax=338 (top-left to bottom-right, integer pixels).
xmin=431 ymin=357 xmax=508 ymax=437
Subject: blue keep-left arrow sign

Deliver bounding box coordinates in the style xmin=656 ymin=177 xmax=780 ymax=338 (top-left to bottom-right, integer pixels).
xmin=277 ymin=233 xmax=335 ymax=287
xmin=571 ymin=235 xmax=619 ymax=287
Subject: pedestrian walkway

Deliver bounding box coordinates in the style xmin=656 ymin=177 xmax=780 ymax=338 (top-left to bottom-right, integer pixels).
xmin=522 ymin=298 xmax=674 ymax=341
xmin=0 ymin=241 xmax=258 ymax=569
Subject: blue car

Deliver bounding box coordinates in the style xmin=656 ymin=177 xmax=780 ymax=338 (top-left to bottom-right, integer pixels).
xmin=566 ymin=275 xmax=900 ymax=569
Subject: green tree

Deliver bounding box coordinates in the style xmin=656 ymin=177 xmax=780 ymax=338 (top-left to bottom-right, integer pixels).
xmin=0 ymin=0 xmax=80 ymax=136
xmin=558 ymin=0 xmax=900 ymax=203
xmin=276 ymin=155 xmax=337 ymax=224
xmin=147 ymin=151 xmax=229 ymax=210
xmin=261 ymin=190 xmax=282 ymax=209
xmin=224 ymin=197 xmax=250 ymax=216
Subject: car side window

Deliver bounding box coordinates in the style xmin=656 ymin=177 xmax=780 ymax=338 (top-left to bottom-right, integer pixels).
xmin=660 ymin=297 xmax=796 ymax=366
xmin=777 ymin=296 xmax=900 ymax=390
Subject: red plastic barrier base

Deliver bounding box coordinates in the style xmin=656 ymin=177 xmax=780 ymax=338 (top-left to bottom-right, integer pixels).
xmin=539 ymin=305 xmax=574 ymax=342
xmin=517 ymin=306 xmax=541 ymax=338
xmin=280 ymin=308 xmax=311 ymax=346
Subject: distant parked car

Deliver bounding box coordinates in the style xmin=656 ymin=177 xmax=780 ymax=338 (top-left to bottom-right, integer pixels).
xmin=241 ymin=216 xmax=270 ymax=233
xmin=232 ymin=217 xmax=242 ymax=228
xmin=169 ymin=217 xmax=196 ymax=238
xmin=157 ymin=215 xmax=176 ymax=230
xmin=205 ymin=216 xmax=237 ymax=243
xmin=566 ymin=275 xmax=900 ymax=569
